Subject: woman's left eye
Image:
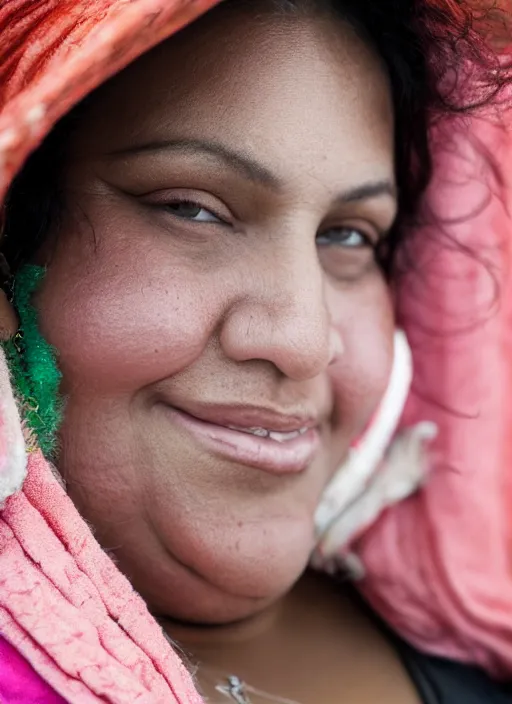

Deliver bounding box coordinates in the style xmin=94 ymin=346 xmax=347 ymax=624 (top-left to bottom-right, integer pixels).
xmin=316 ymin=227 xmax=372 ymax=248
xmin=164 ymin=200 xmax=222 ymax=223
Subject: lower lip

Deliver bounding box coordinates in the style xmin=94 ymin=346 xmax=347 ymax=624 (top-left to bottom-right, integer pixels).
xmin=162 ymin=407 xmax=320 ymax=476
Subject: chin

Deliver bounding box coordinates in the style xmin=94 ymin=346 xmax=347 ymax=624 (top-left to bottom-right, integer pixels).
xmin=139 ymin=561 xmax=304 ymax=626
xmin=127 ymin=516 xmax=315 ymax=625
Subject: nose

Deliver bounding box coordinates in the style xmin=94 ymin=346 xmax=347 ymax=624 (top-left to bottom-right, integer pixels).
xmin=219 ymin=241 xmax=343 ymax=380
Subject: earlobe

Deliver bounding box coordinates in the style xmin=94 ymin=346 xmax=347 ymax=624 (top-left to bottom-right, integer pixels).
xmin=0 ymin=288 xmax=18 ymax=340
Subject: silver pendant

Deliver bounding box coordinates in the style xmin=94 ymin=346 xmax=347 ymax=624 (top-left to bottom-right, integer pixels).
xmin=216 ymin=675 xmax=252 ymax=704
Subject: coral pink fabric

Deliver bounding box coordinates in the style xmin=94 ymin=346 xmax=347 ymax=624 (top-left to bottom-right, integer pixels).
xmin=0 ymin=449 xmax=204 ymax=703
xmin=356 ymin=111 xmax=512 ymax=678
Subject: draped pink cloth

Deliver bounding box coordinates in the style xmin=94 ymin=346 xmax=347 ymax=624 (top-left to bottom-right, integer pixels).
xmin=0 ymin=447 xmax=204 ymax=703
xmin=357 ymin=111 xmax=512 ymax=678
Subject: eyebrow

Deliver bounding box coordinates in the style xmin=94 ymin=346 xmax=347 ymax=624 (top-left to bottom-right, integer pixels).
xmin=335 ymin=180 xmax=397 ymax=204
xmin=109 ymin=138 xmax=280 ymax=188
xmin=110 ymin=138 xmax=396 ymax=203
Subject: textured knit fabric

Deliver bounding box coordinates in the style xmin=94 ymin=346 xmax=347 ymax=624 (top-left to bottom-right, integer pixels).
xmin=0 ymin=448 xmax=204 ymax=703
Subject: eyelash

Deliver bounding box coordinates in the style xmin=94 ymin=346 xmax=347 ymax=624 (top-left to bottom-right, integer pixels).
xmin=162 ymin=199 xmax=227 ymax=224
xmin=160 ymin=197 xmax=381 ymax=251
xmin=316 ymin=227 xmax=375 ymax=249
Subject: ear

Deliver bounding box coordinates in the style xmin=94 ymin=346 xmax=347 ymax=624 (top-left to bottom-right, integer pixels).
xmin=0 ymin=288 xmax=18 ymax=341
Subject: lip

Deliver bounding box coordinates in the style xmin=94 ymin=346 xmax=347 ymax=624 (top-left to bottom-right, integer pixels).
xmin=161 ymin=404 xmax=321 ymax=476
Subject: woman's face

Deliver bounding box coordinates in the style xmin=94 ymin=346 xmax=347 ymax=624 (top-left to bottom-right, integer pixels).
xmin=35 ymin=7 xmax=396 ymax=623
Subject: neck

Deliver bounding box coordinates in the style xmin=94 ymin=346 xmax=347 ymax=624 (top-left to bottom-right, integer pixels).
xmin=159 ymin=594 xmax=283 ymax=648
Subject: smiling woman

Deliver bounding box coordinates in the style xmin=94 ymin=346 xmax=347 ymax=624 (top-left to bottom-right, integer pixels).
xmin=27 ymin=9 xmax=396 ymax=627
xmin=0 ymin=0 xmax=511 ymax=703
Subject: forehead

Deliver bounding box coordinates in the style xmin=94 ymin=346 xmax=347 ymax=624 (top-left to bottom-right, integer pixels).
xmin=73 ymin=9 xmax=394 ymax=187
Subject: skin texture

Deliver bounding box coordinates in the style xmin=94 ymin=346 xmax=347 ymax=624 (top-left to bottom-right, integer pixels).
xmin=34 ymin=5 xmax=397 ymax=625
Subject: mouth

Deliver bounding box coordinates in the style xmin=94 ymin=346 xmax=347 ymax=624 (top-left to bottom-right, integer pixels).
xmin=160 ymin=403 xmax=321 ymax=476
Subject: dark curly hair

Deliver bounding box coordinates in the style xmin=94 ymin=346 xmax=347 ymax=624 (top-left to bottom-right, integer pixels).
xmin=2 ymin=0 xmax=511 ymax=277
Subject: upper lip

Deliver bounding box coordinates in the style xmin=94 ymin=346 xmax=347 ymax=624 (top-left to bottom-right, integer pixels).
xmin=169 ymin=402 xmax=320 ymax=433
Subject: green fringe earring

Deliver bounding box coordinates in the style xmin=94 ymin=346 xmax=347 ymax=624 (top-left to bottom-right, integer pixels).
xmin=2 ymin=265 xmax=62 ymax=458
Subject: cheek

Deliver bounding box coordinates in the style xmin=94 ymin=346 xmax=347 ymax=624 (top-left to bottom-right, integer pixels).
xmin=329 ymin=279 xmax=395 ymax=432
xmin=36 ymin=234 xmax=220 ymax=391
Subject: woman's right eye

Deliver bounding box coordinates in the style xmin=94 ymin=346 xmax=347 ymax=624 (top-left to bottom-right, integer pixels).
xmin=164 ymin=200 xmax=223 ymax=223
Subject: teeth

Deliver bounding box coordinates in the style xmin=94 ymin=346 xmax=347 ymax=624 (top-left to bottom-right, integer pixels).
xmin=249 ymin=427 xmax=269 ymax=437
xmin=227 ymin=426 xmax=310 ymax=441
xmin=228 ymin=426 xmax=269 ymax=437
xmin=269 ymin=430 xmax=301 ymax=443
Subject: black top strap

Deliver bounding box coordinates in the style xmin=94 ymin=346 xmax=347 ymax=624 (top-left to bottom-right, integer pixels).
xmin=395 ymin=638 xmax=512 ymax=704
xmin=347 ymin=584 xmax=512 ymax=704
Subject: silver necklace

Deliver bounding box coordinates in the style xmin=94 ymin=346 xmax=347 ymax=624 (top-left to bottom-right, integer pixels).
xmin=160 ymin=628 xmax=301 ymax=704
xmin=216 ymin=676 xmax=252 ymax=704
xmin=210 ymin=671 xmax=301 ymax=704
